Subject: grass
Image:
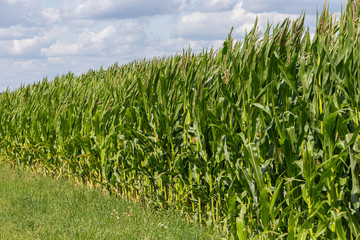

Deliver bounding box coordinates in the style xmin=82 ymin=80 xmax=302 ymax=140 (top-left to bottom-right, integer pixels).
xmin=0 ymin=164 xmax=222 ymax=240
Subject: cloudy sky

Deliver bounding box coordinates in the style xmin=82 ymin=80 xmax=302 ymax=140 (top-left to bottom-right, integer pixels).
xmin=0 ymin=0 xmax=344 ymax=92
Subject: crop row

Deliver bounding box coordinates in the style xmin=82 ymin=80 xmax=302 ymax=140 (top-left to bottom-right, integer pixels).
xmin=1 ymin=1 xmax=360 ymax=239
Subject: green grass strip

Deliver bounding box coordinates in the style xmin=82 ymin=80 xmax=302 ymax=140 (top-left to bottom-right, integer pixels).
xmin=0 ymin=164 xmax=221 ymax=240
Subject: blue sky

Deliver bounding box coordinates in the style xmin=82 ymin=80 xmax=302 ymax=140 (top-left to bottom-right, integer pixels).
xmin=0 ymin=0 xmax=345 ymax=91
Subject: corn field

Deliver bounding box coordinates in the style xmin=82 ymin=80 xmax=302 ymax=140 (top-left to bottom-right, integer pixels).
xmin=1 ymin=1 xmax=360 ymax=239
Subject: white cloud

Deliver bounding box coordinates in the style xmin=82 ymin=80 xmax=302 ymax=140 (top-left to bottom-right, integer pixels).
xmin=0 ymin=25 xmax=37 ymax=40
xmin=10 ymin=26 xmax=67 ymax=55
xmin=41 ymin=26 xmax=116 ymax=57
xmin=41 ymin=21 xmax=146 ymax=57
xmin=79 ymin=26 xmax=116 ymax=47
xmin=41 ymin=42 xmax=77 ymax=57
xmin=174 ymin=2 xmax=302 ymax=40
xmin=174 ymin=3 xmax=255 ymax=40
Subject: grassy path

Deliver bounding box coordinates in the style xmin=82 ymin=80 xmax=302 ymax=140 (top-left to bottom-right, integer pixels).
xmin=0 ymin=164 xmax=221 ymax=240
